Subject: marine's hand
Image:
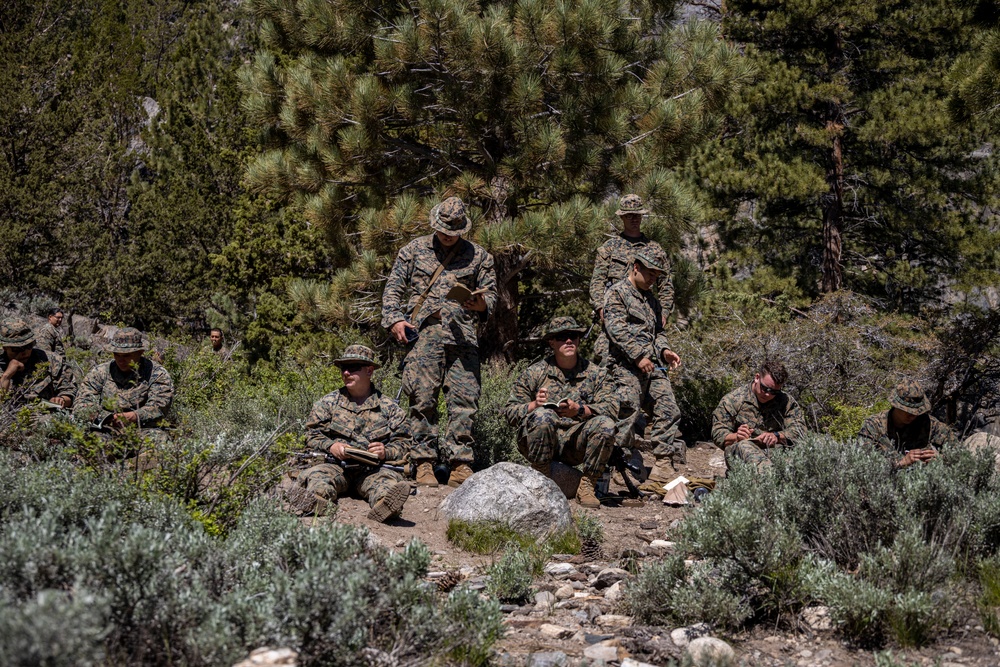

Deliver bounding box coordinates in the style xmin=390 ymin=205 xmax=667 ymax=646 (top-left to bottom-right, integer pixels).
xmin=463 ymin=293 xmax=486 ymax=312
xmin=556 ymin=399 xmax=579 ymax=419
xmin=735 ymin=424 xmax=753 ymax=441
xmin=51 ymin=396 xmax=71 ymax=409
xmin=391 ymin=320 xmax=417 ymax=344
xmin=914 ymin=448 xmax=937 ymax=462
xmin=530 ymin=387 xmax=549 ymax=412
xmin=2 ymin=359 xmax=24 ymax=377
xmin=661 ymin=350 xmax=681 ymax=369
xmin=757 ymin=430 xmax=779 ymax=447
xmin=368 ymin=441 xmax=386 ymax=460
xmin=112 ymin=411 xmax=138 ymax=427
xmin=328 ymin=442 xmax=347 ymax=460
xmin=638 ymin=358 xmax=655 ymax=374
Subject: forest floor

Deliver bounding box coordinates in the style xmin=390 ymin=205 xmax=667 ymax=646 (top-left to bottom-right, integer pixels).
xmin=310 ymin=442 xmax=1000 ymax=667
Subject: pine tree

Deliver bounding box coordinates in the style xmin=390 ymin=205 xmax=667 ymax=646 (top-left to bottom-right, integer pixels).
xmin=694 ymin=0 xmax=1000 ymax=306
xmin=241 ymin=0 xmax=751 ymax=357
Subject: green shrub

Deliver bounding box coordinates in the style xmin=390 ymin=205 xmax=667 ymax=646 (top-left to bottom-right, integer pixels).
xmin=575 ymin=512 xmax=604 ymax=543
xmin=486 ymin=549 xmax=535 ymax=604
xmin=447 ymin=519 xmax=580 ymax=563
xmin=472 ymin=359 xmax=525 ymax=468
xmin=978 ymin=555 xmax=1000 ymax=637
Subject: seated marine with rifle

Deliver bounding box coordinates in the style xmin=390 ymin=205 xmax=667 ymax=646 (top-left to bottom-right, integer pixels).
xmin=501 ymin=317 xmax=619 ymax=508
xmin=295 ymin=345 xmax=412 ymax=522
xmin=1 ymin=318 xmax=76 ymax=423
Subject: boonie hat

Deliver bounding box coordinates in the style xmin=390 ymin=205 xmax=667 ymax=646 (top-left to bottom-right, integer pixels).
xmin=109 ymin=327 xmax=148 ymax=353
xmin=634 ymin=249 xmax=665 ymax=272
xmin=543 ymin=316 xmax=587 ymax=340
xmin=616 ymin=194 xmax=649 ymax=216
xmin=889 ymin=379 xmax=931 ymax=416
xmin=0 ymin=318 xmax=35 ymax=346
xmin=333 ymin=344 xmax=380 ymax=369
xmin=429 ymin=197 xmax=472 ymax=236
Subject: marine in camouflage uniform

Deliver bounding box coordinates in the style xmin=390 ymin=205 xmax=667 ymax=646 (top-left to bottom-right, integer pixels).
xmin=297 ymin=345 xmax=412 ymax=522
xmin=0 ymin=319 xmax=76 ymax=419
xmin=602 ymin=249 xmax=684 ymax=483
xmin=589 ymin=194 xmax=674 ymax=365
xmin=36 ymin=309 xmax=65 ymax=357
xmin=73 ymin=328 xmax=174 ymax=446
xmin=712 ymin=360 xmax=806 ymax=472
xmin=858 ymin=380 xmax=955 ymax=468
xmin=502 ymin=317 xmax=619 ymax=508
xmin=381 ymin=197 xmax=497 ymax=488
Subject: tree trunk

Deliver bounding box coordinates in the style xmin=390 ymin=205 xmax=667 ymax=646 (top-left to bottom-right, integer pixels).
xmin=821 ymin=121 xmax=844 ymax=293
xmin=479 ymin=250 xmax=520 ymax=362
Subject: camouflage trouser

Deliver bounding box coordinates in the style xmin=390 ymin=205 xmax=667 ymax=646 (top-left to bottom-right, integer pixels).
xmin=518 ymin=409 xmax=616 ymax=477
xmin=613 ymin=364 xmax=685 ymax=464
xmin=593 ymin=331 xmax=610 ymax=367
xmin=401 ymin=323 xmax=479 ymax=466
xmin=298 ymin=463 xmax=407 ymax=508
xmin=724 ymin=440 xmax=772 ymax=472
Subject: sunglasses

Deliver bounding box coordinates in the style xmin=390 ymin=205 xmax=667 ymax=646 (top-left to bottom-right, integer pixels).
xmin=757 ymin=378 xmax=781 ymax=395
xmin=550 ymin=333 xmax=581 ymax=342
xmin=340 ymin=363 xmax=368 ymax=373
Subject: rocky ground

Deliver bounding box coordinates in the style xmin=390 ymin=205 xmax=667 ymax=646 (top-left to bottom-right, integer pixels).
xmin=315 ymin=441 xmax=1000 ymax=667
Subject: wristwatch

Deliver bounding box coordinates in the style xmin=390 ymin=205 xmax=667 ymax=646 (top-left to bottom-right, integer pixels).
xmin=576 ymin=404 xmax=586 ymax=418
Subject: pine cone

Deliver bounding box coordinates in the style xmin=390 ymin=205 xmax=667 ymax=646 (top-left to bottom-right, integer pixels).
xmin=437 ymin=570 xmax=463 ymax=592
xmin=581 ymin=537 xmax=604 ymax=561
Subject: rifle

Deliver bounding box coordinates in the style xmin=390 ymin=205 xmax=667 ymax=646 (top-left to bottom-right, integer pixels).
xmin=603 ymin=445 xmax=644 ymax=499
xmin=294 ymin=451 xmax=412 ymax=477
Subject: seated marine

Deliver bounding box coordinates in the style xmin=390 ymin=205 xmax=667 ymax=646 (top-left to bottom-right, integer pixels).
xmin=296 ymin=345 xmax=412 ymax=522
xmin=858 ymin=380 xmax=955 ymax=468
xmin=0 ymin=318 xmax=76 ymax=415
xmin=501 ymin=317 xmax=619 ymax=508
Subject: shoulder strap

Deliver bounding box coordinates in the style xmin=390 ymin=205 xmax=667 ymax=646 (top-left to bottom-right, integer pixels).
xmin=410 ymin=241 xmax=462 ymax=324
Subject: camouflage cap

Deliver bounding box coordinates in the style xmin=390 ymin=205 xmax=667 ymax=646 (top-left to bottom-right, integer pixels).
xmin=634 ymin=249 xmax=666 ymax=272
xmin=889 ymin=379 xmax=931 ymax=416
xmin=0 ymin=318 xmax=35 ymax=346
xmin=543 ymin=316 xmax=587 ymax=340
xmin=616 ymin=194 xmax=649 ymax=216
xmin=109 ymin=327 xmax=148 ymax=353
xmin=333 ymin=344 xmax=380 ymax=369
xmin=429 ymin=197 xmax=472 ymax=236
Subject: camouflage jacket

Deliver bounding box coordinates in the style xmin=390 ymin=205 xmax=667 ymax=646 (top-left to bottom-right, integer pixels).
xmin=305 ymin=388 xmax=412 ymax=463
xmin=858 ymin=410 xmax=955 ymax=456
xmin=36 ymin=323 xmax=65 ymax=356
xmin=381 ymin=235 xmax=497 ymax=347
xmin=502 ymin=356 xmax=620 ymax=430
xmin=74 ymin=357 xmax=174 ymax=427
xmin=0 ymin=349 xmax=76 ymax=403
xmin=712 ymin=383 xmax=807 ymax=448
xmin=602 ymin=277 xmax=671 ymax=368
xmin=590 ymin=232 xmax=673 ymax=315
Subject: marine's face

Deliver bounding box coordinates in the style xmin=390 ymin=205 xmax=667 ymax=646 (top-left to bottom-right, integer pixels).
xmin=547 ymin=333 xmax=580 ymax=360
xmin=435 ymin=230 xmax=461 ymax=247
xmin=632 ymin=262 xmax=661 ymax=290
xmin=340 ymin=363 xmax=374 ymax=393
xmin=3 ymin=344 xmax=33 ymax=363
xmin=619 ymin=213 xmax=642 ymax=235
xmin=752 ymin=373 xmax=782 ymax=404
xmin=209 ymin=331 xmax=223 ymax=348
xmin=891 ymin=408 xmax=919 ymax=427
xmin=49 ymin=312 xmax=64 ymax=326
xmin=113 ymin=350 xmax=143 ymax=372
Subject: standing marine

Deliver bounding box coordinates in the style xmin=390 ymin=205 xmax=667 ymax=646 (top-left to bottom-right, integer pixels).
xmin=36 ymin=308 xmax=66 ymax=357
xmin=381 ymin=196 xmax=497 ymax=488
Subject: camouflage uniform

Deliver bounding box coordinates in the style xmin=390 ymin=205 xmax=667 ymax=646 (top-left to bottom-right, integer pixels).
xmin=299 ymin=387 xmax=413 ymax=510
xmin=381 ymin=198 xmax=497 ymax=467
xmin=590 ymin=195 xmax=674 ymax=364
xmin=0 ymin=349 xmax=76 ymax=406
xmin=858 ymin=380 xmax=955 ymax=462
xmin=502 ymin=351 xmax=619 ymax=478
xmin=712 ymin=383 xmax=807 ymax=470
xmin=73 ymin=328 xmax=174 ymax=445
xmin=35 ymin=322 xmax=65 ymax=357
xmin=602 ymin=253 xmax=684 ymax=465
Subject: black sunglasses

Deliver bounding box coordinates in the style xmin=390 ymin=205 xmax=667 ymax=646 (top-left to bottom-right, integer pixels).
xmin=758 ymin=379 xmax=781 ymax=395
xmin=340 ymin=363 xmax=367 ymax=373
xmin=550 ymin=333 xmax=581 ymax=342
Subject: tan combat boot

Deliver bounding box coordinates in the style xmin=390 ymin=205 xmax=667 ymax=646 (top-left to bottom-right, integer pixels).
xmin=647 ymin=457 xmax=675 ymax=484
xmin=447 ymin=463 xmax=474 ymax=487
xmin=367 ymin=481 xmax=411 ymax=523
xmin=415 ymin=462 xmax=439 ymax=487
xmin=575 ymin=475 xmax=601 ymax=508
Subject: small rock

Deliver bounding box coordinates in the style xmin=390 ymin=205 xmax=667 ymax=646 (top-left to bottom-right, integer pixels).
xmin=500 ymin=604 xmax=520 ymax=613
xmin=648 ymin=539 xmax=674 ymax=550
xmin=948 ymin=647 xmax=964 ymax=656
xmin=554 ymin=599 xmax=580 ymax=610
xmin=604 ymin=581 xmax=623 ymax=602
xmin=639 ymin=520 xmax=659 ymax=530
xmin=539 ymin=623 xmax=574 ymax=639
xmin=585 ymin=633 xmax=614 ymax=644
xmin=555 ymin=584 xmax=575 ymax=599
xmin=544 ymin=562 xmax=577 ymax=577
xmin=799 ymin=649 xmax=813 ymax=658
xmin=460 ymin=566 xmax=475 ymax=576
xmin=394 ymin=539 xmax=406 ymax=547
xmin=232 ymin=647 xmax=298 ymax=667
xmin=526 ymin=651 xmax=568 ymax=667
xmin=802 ymin=605 xmax=831 ymax=631
xmin=671 ymin=623 xmax=711 ymax=648
xmin=595 ymin=614 xmax=632 ymax=627
xmin=815 ymin=649 xmax=833 ymax=660
xmin=427 ymin=571 xmax=447 ymax=578
xmin=583 ymin=644 xmax=618 ymax=662
xmin=534 ymin=591 xmax=556 ymax=610
xmin=621 ymin=659 xmax=659 ymax=667
xmin=585 ymin=604 xmax=604 ymax=621
xmin=686 ymin=637 xmax=735 ymax=667
xmin=593 ymin=567 xmax=629 ymax=589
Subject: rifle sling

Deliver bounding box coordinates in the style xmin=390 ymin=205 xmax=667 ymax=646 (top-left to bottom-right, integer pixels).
xmin=409 ymin=241 xmax=462 ymax=325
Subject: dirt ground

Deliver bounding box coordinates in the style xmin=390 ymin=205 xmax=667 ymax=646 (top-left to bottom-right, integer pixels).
xmin=313 ymin=441 xmax=1000 ymax=666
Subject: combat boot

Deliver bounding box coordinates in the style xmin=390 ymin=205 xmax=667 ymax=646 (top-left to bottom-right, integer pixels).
xmin=367 ymin=481 xmax=411 ymax=523
xmin=447 ymin=463 xmax=474 ymax=487
xmin=575 ymin=474 xmax=601 ymax=508
xmin=647 ymin=457 xmax=675 ymax=483
xmin=415 ymin=462 xmax=439 ymax=487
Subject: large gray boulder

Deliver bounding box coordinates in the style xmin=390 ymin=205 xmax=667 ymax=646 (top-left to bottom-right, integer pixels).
xmin=965 ymin=432 xmax=1000 ymax=472
xmin=439 ymin=462 xmax=572 ymax=538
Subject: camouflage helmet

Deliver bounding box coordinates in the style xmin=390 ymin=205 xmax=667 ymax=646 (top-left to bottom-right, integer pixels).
xmin=0 ymin=318 xmax=35 ymax=346
xmin=543 ymin=316 xmax=587 ymax=340
xmin=634 ymin=248 xmax=666 ymax=272
xmin=109 ymin=327 xmax=147 ymax=354
xmin=616 ymin=194 xmax=649 ymax=216
xmin=889 ymin=380 xmax=931 ymax=416
xmin=429 ymin=196 xmax=472 ymax=236
xmin=333 ymin=344 xmax=380 ymax=369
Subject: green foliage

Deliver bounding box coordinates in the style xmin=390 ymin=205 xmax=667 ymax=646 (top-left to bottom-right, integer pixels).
xmin=486 ymin=549 xmax=535 ymax=604
xmin=978 ymin=554 xmax=1000 ymax=637
xmin=575 ymin=513 xmax=605 ymax=544
xmin=472 ymin=359 xmax=524 ymax=468
xmin=824 ymin=400 xmax=890 ymax=441
xmin=0 ymin=454 xmax=504 ymax=666
xmin=626 ymin=436 xmax=1000 ymax=646
xmin=447 ymin=519 xmax=579 ymax=560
